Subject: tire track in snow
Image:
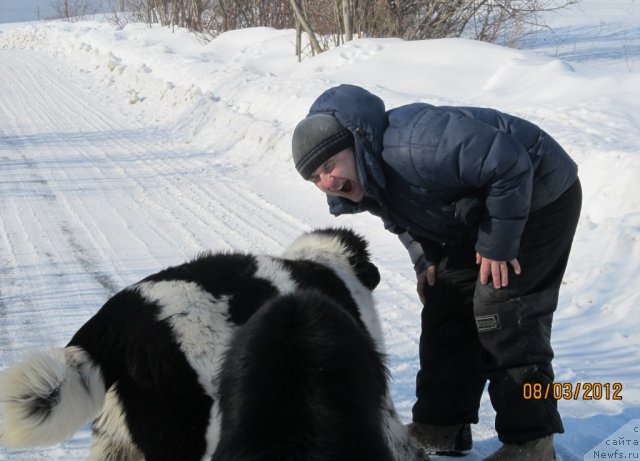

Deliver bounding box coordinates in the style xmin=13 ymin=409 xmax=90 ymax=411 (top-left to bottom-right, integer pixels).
xmin=0 ymin=51 xmax=123 ymax=296
xmin=12 ymin=52 xmax=244 ymax=261
xmin=39 ymin=62 xmax=309 ymax=258
xmin=2 ymin=50 xmax=217 ymax=289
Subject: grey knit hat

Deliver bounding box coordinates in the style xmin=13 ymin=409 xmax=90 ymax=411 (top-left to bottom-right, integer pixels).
xmin=292 ymin=114 xmax=353 ymax=180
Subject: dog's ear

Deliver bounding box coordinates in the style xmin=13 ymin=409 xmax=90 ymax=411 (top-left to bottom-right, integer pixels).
xmin=356 ymin=261 xmax=380 ymax=290
xmin=329 ymin=227 xmax=380 ymax=291
xmin=298 ymin=227 xmax=381 ymax=290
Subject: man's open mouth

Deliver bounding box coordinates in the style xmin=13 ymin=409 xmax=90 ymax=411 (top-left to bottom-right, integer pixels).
xmin=338 ymin=180 xmax=352 ymax=193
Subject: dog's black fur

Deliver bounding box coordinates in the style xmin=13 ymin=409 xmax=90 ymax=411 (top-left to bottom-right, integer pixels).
xmin=212 ymin=289 xmax=393 ymax=461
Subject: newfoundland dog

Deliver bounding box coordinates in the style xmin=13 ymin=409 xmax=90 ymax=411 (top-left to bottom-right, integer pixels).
xmin=0 ymin=228 xmax=424 ymax=461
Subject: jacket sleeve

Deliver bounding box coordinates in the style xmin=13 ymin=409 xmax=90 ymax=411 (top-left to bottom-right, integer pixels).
xmin=410 ymin=109 xmax=534 ymax=261
xmin=386 ymin=222 xmax=441 ymax=274
xmin=397 ymin=232 xmax=443 ymax=274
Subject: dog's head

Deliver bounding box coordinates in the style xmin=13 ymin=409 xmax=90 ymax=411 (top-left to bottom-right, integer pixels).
xmin=282 ymin=228 xmax=380 ymax=290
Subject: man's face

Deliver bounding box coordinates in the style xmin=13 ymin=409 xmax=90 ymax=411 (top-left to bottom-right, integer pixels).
xmin=308 ymin=147 xmax=364 ymax=203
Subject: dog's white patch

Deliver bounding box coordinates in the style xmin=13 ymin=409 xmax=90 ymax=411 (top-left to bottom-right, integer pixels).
xmin=331 ymin=261 xmax=387 ymax=353
xmin=137 ymin=280 xmax=232 ymax=397
xmin=205 ymin=399 xmax=222 ymax=460
xmin=254 ymin=255 xmax=296 ymax=294
xmin=138 ymin=280 xmax=234 ymax=461
xmin=91 ymin=388 xmax=142 ymax=461
xmin=282 ymin=232 xmax=350 ymax=264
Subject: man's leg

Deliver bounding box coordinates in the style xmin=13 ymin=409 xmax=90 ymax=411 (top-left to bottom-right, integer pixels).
xmin=474 ymin=179 xmax=582 ymax=447
xmin=412 ymin=244 xmax=486 ymax=428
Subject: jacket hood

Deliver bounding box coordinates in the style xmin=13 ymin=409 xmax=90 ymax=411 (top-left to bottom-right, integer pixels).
xmin=307 ymin=84 xmax=388 ymax=214
xmin=309 ymin=85 xmax=386 ymax=191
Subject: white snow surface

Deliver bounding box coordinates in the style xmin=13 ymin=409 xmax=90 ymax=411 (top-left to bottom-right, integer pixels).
xmin=0 ymin=0 xmax=639 ymax=459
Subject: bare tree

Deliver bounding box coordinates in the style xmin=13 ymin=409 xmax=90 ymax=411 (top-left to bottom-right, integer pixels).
xmin=290 ymin=0 xmax=323 ymax=56
xmin=352 ymin=0 xmax=581 ymax=44
xmin=50 ymin=0 xmax=96 ymax=21
xmin=112 ymin=0 xmax=580 ymax=59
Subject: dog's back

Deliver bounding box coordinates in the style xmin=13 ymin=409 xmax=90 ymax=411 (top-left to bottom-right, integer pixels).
xmin=212 ymin=289 xmax=395 ymax=461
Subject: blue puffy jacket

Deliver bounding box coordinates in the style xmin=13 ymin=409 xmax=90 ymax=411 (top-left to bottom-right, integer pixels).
xmin=308 ymin=84 xmax=578 ymax=272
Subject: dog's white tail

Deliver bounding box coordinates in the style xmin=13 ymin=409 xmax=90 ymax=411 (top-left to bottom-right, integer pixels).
xmin=0 ymin=346 xmax=106 ymax=447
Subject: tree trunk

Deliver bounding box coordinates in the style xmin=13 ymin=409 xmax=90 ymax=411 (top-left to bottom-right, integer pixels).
xmin=342 ymin=0 xmax=353 ymax=42
xmin=289 ymin=0 xmax=322 ymax=55
xmin=295 ymin=19 xmax=302 ymax=61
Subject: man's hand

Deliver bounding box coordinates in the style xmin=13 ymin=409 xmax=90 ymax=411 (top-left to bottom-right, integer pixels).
xmin=476 ymin=253 xmax=521 ymax=288
xmin=416 ymin=265 xmax=437 ymax=304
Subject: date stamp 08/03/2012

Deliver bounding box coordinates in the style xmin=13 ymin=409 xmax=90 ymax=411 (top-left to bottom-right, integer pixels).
xmin=522 ymin=382 xmax=623 ymax=401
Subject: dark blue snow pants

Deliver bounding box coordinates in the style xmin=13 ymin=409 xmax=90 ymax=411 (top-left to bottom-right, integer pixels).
xmin=412 ymin=179 xmax=582 ymax=444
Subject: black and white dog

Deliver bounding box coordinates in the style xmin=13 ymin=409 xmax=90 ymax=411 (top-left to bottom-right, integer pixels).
xmin=0 ymin=228 xmax=425 ymax=461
